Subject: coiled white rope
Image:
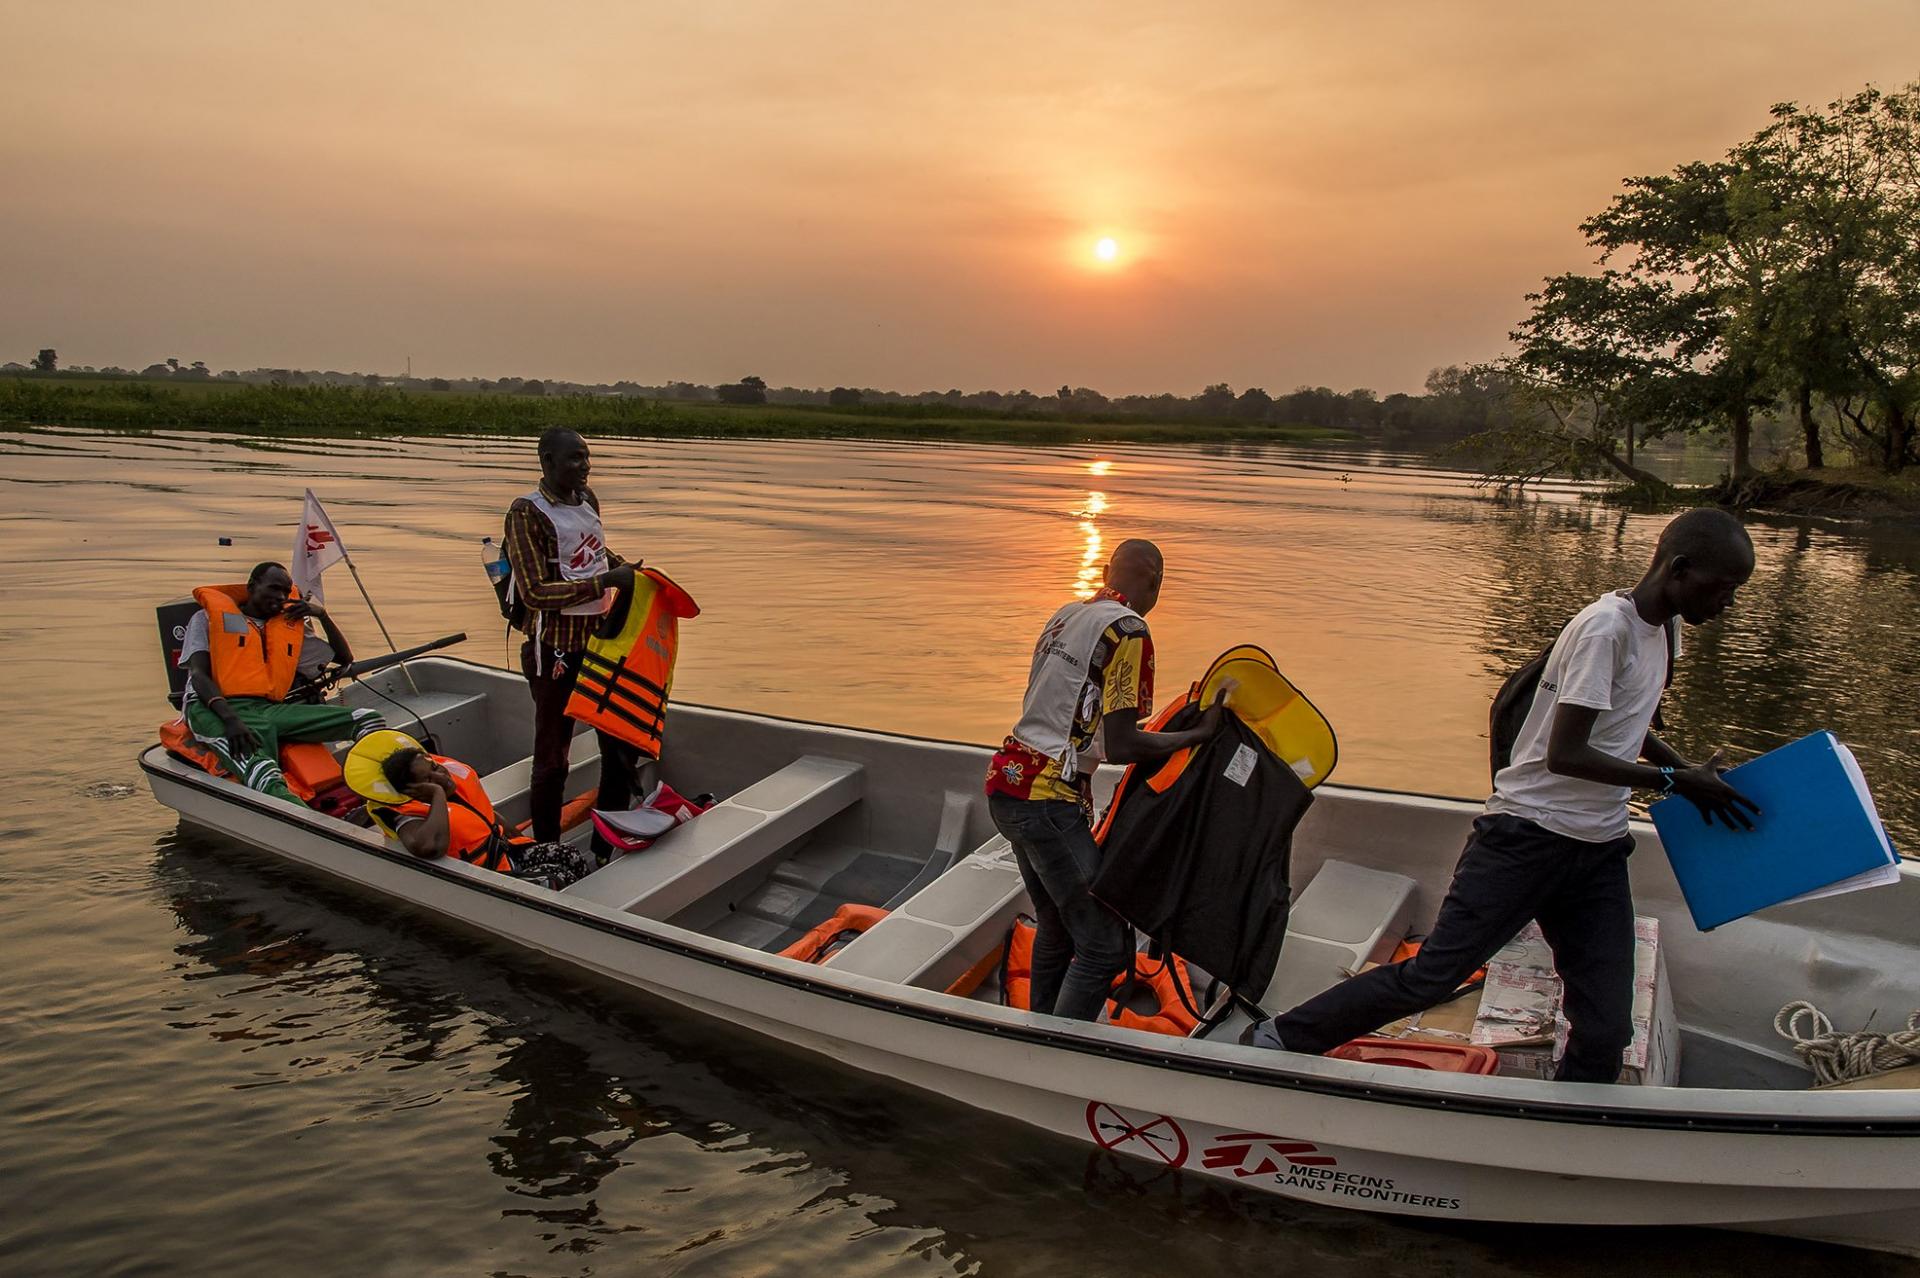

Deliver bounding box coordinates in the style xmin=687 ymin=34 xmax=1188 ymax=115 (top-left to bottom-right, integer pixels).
xmin=1774 ymin=1001 xmax=1920 ymax=1087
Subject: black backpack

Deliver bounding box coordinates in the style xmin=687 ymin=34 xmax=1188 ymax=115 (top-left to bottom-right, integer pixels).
xmin=489 ymin=515 xmax=529 ymax=632
xmin=1489 ymin=615 xmax=1676 ymax=783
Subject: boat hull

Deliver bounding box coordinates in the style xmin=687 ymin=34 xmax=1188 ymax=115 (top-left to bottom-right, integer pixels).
xmin=141 ymin=662 xmax=1920 ymax=1256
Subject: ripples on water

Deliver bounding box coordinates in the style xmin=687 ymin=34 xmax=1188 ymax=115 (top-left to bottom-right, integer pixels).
xmin=2 ymin=428 xmax=1916 ymax=1275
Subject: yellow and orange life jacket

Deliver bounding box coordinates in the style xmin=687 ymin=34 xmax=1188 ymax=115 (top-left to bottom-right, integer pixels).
xmin=565 ymin=568 xmax=698 ymax=758
xmin=192 ymin=583 xmax=305 ymax=703
xmin=368 ymin=755 xmax=526 ymax=873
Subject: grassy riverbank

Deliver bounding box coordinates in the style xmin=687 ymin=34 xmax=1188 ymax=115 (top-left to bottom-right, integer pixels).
xmin=0 ymin=376 xmax=1347 ymax=446
xmin=1604 ymin=466 xmax=1920 ymax=521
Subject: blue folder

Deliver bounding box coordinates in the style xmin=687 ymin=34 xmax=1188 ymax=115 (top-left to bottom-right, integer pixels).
xmin=1650 ymin=730 xmax=1898 ymax=931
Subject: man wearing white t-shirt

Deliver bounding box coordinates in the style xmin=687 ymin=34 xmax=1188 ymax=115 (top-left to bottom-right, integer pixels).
xmin=1247 ymin=508 xmax=1758 ymax=1082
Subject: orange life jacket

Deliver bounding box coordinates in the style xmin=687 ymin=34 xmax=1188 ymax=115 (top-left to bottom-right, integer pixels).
xmin=779 ymin=903 xmax=889 ymax=963
xmin=565 ymin=569 xmax=698 ymax=759
xmin=1000 ymin=917 xmax=1200 ymax=1037
xmin=368 ymin=756 xmax=527 ymax=872
xmin=192 ymin=583 xmax=305 ymax=703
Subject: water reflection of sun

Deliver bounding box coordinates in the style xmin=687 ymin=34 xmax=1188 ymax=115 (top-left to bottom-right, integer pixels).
xmin=1073 ymin=490 xmax=1108 ymax=598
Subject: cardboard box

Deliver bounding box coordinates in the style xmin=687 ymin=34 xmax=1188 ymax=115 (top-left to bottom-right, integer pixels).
xmin=1377 ymin=982 xmax=1485 ymax=1044
xmin=1374 ymin=918 xmax=1679 ymax=1086
xmin=1474 ymin=919 xmax=1677 ymax=1086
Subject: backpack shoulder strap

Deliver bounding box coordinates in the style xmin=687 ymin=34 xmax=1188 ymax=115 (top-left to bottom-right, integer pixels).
xmin=1488 ymin=644 xmax=1554 ymax=783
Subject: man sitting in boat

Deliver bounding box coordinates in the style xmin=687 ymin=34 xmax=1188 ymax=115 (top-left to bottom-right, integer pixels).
xmin=985 ymin=539 xmax=1225 ymax=1022
xmin=178 ymin=562 xmax=386 ymax=806
xmin=343 ymin=731 xmax=598 ymax=890
xmin=1245 ymin=508 xmax=1759 ymax=1082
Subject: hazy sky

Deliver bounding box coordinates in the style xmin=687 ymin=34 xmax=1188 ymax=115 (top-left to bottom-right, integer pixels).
xmin=5 ymin=2 xmax=1917 ymax=395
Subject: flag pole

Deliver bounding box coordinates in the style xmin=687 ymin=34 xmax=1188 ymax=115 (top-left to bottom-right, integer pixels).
xmin=340 ymin=550 xmax=421 ymax=695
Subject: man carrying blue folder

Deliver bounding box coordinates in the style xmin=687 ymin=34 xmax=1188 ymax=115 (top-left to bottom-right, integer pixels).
xmin=1246 ymin=508 xmax=1760 ymax=1083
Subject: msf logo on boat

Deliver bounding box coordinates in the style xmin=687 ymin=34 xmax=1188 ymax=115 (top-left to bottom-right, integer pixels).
xmin=1200 ymin=1132 xmax=1337 ymax=1177
xmin=567 ymin=533 xmax=605 ymax=571
xmin=304 ymin=524 xmax=336 ymax=554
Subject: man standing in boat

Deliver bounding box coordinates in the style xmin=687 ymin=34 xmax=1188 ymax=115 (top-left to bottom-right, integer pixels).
xmin=504 ymin=427 xmax=641 ymax=855
xmin=986 ymin=539 xmax=1225 ymax=1022
xmin=1246 ymin=508 xmax=1760 ymax=1082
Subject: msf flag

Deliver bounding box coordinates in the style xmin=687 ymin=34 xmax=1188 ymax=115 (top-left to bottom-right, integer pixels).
xmin=292 ymin=488 xmax=347 ymax=604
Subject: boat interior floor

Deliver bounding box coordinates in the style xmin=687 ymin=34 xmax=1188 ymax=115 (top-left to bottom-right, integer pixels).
xmin=678 ymin=843 xmax=928 ymax=953
xmin=303 ymin=687 xmax=1820 ymax=1095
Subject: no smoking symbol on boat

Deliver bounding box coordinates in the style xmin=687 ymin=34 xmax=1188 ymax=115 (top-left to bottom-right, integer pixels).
xmin=1085 ymin=1101 xmax=1189 ymax=1169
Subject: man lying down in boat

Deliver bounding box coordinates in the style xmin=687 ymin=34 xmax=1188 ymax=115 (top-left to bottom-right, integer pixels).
xmin=1246 ymin=507 xmax=1761 ymax=1083
xmin=342 ymin=730 xmax=598 ymax=890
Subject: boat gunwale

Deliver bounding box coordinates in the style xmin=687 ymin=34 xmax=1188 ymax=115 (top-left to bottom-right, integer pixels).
xmin=140 ymin=734 xmax=1920 ymax=1141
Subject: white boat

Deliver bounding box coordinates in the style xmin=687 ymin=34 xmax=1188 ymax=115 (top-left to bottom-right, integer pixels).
xmin=141 ymin=656 xmax=1920 ymax=1256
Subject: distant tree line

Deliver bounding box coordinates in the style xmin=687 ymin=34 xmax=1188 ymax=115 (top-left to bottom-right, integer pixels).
xmin=5 ymin=353 xmax=1513 ymax=448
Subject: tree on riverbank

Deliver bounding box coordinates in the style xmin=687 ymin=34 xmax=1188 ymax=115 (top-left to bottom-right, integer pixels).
xmin=1483 ymin=80 xmax=1920 ymax=482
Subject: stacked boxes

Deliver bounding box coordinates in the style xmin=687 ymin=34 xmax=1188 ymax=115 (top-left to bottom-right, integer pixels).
xmin=1378 ymin=918 xmax=1678 ymax=1086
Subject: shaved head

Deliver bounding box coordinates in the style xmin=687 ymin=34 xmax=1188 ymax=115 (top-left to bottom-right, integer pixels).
xmin=1653 ymin=507 xmax=1754 ymax=626
xmin=1110 ymin=539 xmax=1162 ymax=574
xmin=1655 ymin=507 xmax=1753 ymax=576
xmin=1105 ymin=538 xmax=1166 ymax=614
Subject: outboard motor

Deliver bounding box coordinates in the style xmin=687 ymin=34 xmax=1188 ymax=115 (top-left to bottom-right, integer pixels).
xmin=156 ymin=596 xmax=200 ymax=708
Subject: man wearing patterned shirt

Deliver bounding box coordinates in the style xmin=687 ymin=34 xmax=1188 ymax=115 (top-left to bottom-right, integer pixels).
xmin=503 ymin=427 xmax=641 ymax=852
xmin=985 ymin=539 xmax=1224 ymax=1021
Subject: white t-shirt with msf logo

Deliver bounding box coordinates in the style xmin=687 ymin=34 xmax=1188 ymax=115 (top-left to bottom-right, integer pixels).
xmin=1485 ymin=591 xmax=1677 ymax=843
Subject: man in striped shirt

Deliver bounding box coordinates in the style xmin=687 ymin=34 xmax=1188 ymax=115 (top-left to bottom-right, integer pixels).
xmin=504 ymin=428 xmax=641 ymax=853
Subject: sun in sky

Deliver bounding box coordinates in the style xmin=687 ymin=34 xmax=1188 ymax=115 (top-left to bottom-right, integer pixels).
xmin=1093 ymin=236 xmax=1119 ymax=263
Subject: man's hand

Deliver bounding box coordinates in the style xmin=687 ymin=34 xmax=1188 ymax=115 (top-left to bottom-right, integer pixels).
xmin=222 ymin=714 xmax=261 ymax=758
xmin=405 ymin=781 xmax=446 ymax=804
xmin=1671 ymin=750 xmax=1761 ymax=830
xmin=1192 ymin=681 xmax=1237 ymax=739
xmin=284 ymin=599 xmax=326 ymax=622
xmin=604 ymin=563 xmax=638 ymax=594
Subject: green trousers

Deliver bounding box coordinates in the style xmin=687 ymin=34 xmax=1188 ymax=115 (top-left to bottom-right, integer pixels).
xmin=185 ymin=697 xmax=386 ymax=806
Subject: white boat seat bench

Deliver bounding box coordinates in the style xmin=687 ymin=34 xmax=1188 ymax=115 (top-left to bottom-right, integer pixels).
xmin=1198 ymin=858 xmax=1416 ymax=1039
xmin=822 ymin=836 xmax=1027 ymax=991
xmin=337 ymin=686 xmax=488 ymax=746
xmin=563 ymin=755 xmax=864 ymax=917
xmin=480 ymin=737 xmax=601 ymax=831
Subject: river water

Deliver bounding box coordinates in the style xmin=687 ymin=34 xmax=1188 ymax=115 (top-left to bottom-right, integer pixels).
xmin=2 ymin=427 xmax=1916 ymax=1276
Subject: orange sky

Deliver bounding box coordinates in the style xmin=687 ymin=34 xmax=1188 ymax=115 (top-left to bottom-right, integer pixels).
xmin=4 ymin=2 xmax=1916 ymax=395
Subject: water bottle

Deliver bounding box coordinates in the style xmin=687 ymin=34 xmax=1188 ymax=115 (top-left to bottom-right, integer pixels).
xmin=480 ymin=536 xmax=510 ymax=586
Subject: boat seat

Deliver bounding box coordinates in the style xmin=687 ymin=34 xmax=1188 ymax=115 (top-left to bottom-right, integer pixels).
xmin=1196 ymin=859 xmax=1417 ymax=1039
xmin=335 ymin=685 xmax=489 ymax=748
xmin=480 ymin=737 xmax=601 ymax=829
xmin=823 ymin=836 xmax=1027 ymax=991
xmin=563 ymin=755 xmax=864 ymax=917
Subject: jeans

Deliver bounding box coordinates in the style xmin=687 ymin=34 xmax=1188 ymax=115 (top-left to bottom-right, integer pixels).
xmin=522 ymin=640 xmax=639 ymax=855
xmin=1255 ymin=813 xmax=1636 ymax=1084
xmin=988 ymin=791 xmax=1133 ymax=1022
